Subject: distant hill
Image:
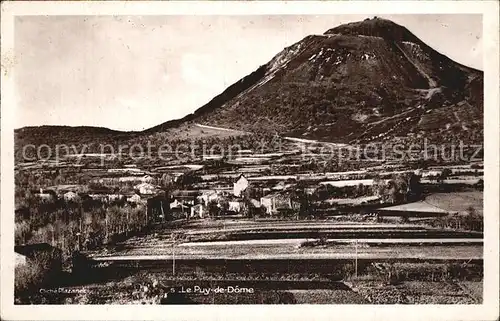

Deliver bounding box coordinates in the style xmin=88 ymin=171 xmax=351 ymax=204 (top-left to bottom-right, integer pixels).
xmin=15 ymin=125 xmax=137 ymax=146
xmin=15 ymin=17 xmax=483 ymax=153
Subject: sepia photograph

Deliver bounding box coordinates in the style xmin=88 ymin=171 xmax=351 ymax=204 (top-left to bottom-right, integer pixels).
xmin=1 ymin=1 xmax=499 ymax=320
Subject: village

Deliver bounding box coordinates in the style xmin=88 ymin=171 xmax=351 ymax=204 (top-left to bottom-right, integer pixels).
xmin=15 ymin=145 xmax=484 ymax=227
xmin=13 ymin=140 xmax=485 ymax=304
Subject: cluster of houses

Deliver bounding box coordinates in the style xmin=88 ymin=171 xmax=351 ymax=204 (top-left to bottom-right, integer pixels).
xmin=27 ymin=169 xmax=400 ymax=222
xmin=178 ymin=174 xmax=301 ymax=218
xmin=31 ymin=181 xmax=161 ymax=206
xmin=26 ymin=171 xmax=302 ymax=221
xmin=24 ymin=159 xmax=483 ymax=224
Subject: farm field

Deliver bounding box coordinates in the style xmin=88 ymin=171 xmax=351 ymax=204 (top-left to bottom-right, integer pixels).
xmin=424 ymin=192 xmax=483 ymax=216
xmin=377 ymin=201 xmax=450 ymax=214
xmin=87 ymin=220 xmax=482 ymax=260
xmin=74 ymin=216 xmax=482 ymax=305
xmin=179 ymin=238 xmax=483 ymax=246
xmin=320 ymin=179 xmax=382 ymax=187
xmin=93 ymin=217 xmax=482 ymax=234
xmin=170 ymin=226 xmax=480 ymax=242
xmin=421 ymin=178 xmax=482 ymax=185
xmin=91 ymin=245 xmax=482 ymax=260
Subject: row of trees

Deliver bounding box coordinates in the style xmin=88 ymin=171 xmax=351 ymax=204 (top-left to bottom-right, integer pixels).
xmin=309 ymin=172 xmax=421 ymax=204
xmin=16 ymin=204 xmax=150 ymax=258
xmin=15 ymin=191 xmax=151 ymax=259
xmin=429 ymin=206 xmax=483 ymax=232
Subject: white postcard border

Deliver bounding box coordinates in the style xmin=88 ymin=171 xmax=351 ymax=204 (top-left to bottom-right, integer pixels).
xmin=1 ymin=1 xmax=498 ymax=320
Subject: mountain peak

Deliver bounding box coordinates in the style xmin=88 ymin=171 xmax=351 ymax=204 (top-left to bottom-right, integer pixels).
xmin=15 ymin=18 xmax=483 ymax=150
xmin=324 ymin=17 xmax=421 ymax=44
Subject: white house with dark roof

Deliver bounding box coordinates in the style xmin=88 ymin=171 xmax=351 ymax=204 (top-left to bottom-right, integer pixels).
xmin=233 ymin=174 xmax=249 ymax=197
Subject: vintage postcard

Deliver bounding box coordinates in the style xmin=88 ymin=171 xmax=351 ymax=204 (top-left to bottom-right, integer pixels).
xmin=1 ymin=1 xmax=499 ymax=320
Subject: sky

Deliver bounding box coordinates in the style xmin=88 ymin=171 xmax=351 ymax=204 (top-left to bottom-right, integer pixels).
xmin=14 ymin=14 xmax=482 ymax=131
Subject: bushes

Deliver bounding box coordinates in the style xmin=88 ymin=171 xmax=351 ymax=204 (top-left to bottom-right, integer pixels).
xmin=15 ymin=221 xmax=32 ymax=245
xmin=429 ymin=213 xmax=483 ymax=232
xmin=105 ymin=205 xmax=148 ymax=240
xmin=15 ymin=202 xmax=150 ymax=260
xmin=15 ymin=250 xmax=62 ymax=299
xmin=384 ymin=266 xmax=403 ymax=285
xmin=15 ymin=262 xmax=47 ymax=297
xmin=27 ymin=221 xmax=79 ymax=258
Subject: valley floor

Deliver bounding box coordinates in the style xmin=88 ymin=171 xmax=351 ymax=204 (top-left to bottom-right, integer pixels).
xmin=25 ymin=219 xmax=480 ymax=305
